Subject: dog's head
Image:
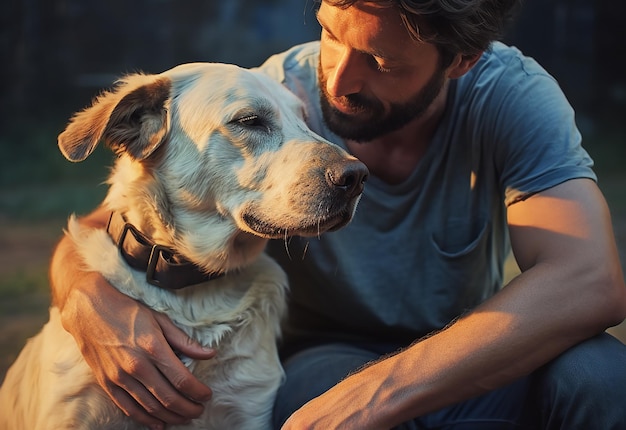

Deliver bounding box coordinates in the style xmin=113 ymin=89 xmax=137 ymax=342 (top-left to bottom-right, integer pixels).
xmin=58 ymin=63 xmax=368 ymax=272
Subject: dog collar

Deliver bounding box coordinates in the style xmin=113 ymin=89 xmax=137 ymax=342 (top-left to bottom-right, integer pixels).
xmin=106 ymin=211 xmax=224 ymax=290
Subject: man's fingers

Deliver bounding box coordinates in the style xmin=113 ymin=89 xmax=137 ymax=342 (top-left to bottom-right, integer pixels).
xmin=144 ymin=314 xmax=214 ymax=405
xmin=108 ymin=388 xmax=166 ymax=429
xmin=155 ymin=312 xmax=216 ymax=360
xmin=153 ymin=342 xmax=214 ymax=405
xmin=107 ymin=384 xmax=171 ymax=429
xmin=131 ymin=347 xmax=209 ymax=420
xmin=109 ymin=372 xmax=198 ymax=426
xmin=98 ymin=340 xmax=208 ymax=424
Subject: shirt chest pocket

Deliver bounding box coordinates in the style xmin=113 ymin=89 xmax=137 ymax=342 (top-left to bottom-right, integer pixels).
xmin=426 ymin=218 xmax=496 ymax=314
xmin=431 ymin=217 xmax=490 ymax=258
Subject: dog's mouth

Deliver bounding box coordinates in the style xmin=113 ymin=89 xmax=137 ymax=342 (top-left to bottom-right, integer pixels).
xmin=242 ymin=210 xmax=352 ymax=239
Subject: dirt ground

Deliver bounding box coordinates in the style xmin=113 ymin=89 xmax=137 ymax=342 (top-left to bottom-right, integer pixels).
xmin=1 ymin=204 xmax=626 ymax=382
xmin=0 ymin=218 xmax=62 ymax=380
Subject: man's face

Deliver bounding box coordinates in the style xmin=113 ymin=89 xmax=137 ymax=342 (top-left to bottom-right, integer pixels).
xmin=317 ymin=1 xmax=447 ymax=142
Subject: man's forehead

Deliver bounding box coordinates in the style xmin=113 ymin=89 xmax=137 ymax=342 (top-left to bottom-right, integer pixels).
xmin=317 ymin=1 xmax=437 ymax=64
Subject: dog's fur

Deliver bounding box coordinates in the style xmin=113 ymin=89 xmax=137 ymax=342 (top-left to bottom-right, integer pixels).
xmin=0 ymin=63 xmax=367 ymax=429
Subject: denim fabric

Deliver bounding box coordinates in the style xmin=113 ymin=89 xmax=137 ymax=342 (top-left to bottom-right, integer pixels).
xmin=273 ymin=333 xmax=626 ymax=429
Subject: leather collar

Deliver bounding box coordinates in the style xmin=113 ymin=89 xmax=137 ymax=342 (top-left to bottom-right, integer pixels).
xmin=106 ymin=211 xmax=223 ymax=290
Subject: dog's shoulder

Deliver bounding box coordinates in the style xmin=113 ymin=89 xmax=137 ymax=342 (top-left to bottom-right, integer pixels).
xmin=206 ymin=252 xmax=288 ymax=325
xmin=236 ymin=252 xmax=289 ymax=321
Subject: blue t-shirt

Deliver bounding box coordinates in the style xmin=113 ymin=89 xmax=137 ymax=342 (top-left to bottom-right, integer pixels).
xmin=256 ymin=41 xmax=596 ymax=347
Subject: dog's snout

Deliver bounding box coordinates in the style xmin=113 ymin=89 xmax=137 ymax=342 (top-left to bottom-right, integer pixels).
xmin=326 ymin=160 xmax=369 ymax=198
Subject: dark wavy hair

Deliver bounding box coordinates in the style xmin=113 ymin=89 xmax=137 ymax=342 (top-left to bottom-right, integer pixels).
xmin=319 ymin=0 xmax=521 ymax=66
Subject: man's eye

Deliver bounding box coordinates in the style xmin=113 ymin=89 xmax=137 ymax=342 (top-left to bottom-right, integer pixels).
xmin=376 ymin=63 xmax=392 ymax=73
xmin=371 ymin=57 xmax=392 ymax=73
xmin=321 ymin=28 xmax=337 ymax=43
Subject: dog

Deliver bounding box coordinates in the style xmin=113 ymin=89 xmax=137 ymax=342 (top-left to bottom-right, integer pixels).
xmin=0 ymin=62 xmax=368 ymax=429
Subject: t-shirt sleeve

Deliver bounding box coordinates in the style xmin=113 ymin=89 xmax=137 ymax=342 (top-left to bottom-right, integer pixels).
xmin=480 ymin=52 xmax=596 ymax=206
xmin=253 ymin=42 xmax=319 ymax=90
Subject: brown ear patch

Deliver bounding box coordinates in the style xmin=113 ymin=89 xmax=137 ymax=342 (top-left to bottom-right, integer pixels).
xmin=58 ymin=76 xmax=172 ymax=162
xmin=104 ymin=77 xmax=171 ymax=161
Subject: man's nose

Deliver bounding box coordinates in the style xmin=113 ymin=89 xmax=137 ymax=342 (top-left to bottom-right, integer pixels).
xmin=326 ymin=48 xmax=365 ymax=97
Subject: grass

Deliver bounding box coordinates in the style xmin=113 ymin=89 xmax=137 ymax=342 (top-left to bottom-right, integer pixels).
xmin=0 ymin=182 xmax=108 ymax=220
xmin=0 ymin=270 xmax=49 ymax=300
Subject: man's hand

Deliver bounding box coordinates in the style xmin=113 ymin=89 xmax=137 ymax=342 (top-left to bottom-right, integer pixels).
xmin=282 ymin=387 xmax=371 ymax=430
xmin=49 ymin=207 xmax=216 ymax=428
xmin=60 ymin=271 xmax=215 ymax=429
xmin=281 ymin=363 xmax=391 ymax=430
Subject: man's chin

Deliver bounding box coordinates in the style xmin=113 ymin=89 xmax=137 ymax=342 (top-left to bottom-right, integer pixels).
xmin=324 ymin=111 xmax=379 ymax=142
xmin=327 ymin=122 xmax=373 ymax=142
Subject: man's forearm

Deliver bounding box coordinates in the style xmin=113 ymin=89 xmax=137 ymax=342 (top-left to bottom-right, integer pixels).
xmin=49 ymin=205 xmax=111 ymax=309
xmin=333 ymin=265 xmax=617 ymax=430
xmin=282 ymin=264 xmax=616 ymax=430
xmin=372 ymin=277 xmax=594 ymax=426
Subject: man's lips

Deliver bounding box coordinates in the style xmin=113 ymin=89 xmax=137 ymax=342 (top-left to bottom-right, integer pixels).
xmin=330 ymin=97 xmax=366 ymax=115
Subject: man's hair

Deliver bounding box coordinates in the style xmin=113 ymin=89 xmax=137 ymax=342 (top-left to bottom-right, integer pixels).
xmin=321 ymin=0 xmax=521 ymax=66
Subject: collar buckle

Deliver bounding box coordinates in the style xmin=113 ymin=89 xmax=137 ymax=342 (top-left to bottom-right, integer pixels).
xmin=106 ymin=211 xmax=224 ymax=290
xmin=146 ymin=245 xmax=173 ymax=288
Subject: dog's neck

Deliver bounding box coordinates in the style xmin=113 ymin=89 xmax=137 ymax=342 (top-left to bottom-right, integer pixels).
xmin=106 ymin=211 xmax=224 ymax=289
xmin=103 ymin=157 xmax=270 ymax=279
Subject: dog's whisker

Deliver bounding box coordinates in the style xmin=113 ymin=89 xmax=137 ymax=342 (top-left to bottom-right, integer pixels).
xmin=301 ymin=241 xmax=309 ymax=260
xmin=283 ymin=230 xmax=292 ymax=260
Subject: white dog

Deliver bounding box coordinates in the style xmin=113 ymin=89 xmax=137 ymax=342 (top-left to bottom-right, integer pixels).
xmin=0 ymin=63 xmax=367 ymax=429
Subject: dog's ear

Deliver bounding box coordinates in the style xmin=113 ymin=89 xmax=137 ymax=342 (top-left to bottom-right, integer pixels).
xmin=58 ymin=76 xmax=171 ymax=162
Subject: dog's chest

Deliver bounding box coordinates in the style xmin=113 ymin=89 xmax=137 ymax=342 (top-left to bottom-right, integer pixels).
xmin=152 ymin=255 xmax=288 ymax=351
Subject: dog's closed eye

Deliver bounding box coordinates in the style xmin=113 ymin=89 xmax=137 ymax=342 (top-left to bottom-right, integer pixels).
xmin=234 ymin=114 xmax=271 ymax=133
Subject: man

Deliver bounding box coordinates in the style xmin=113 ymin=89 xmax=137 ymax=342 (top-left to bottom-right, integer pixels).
xmin=50 ymin=0 xmax=626 ymax=429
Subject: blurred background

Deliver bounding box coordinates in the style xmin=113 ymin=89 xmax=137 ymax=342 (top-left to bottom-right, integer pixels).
xmin=1 ymin=0 xmax=625 ymax=381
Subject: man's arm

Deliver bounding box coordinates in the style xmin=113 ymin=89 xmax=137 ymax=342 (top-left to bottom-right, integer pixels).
xmin=50 ymin=205 xmax=215 ymax=429
xmin=282 ymin=178 xmax=626 ymax=429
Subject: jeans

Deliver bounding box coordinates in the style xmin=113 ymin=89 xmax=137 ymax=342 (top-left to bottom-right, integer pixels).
xmin=272 ymin=333 xmax=626 ymax=429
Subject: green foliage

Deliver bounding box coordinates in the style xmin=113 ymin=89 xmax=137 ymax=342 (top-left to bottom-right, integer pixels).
xmin=0 ymin=119 xmax=112 ymax=187
xmin=0 ymin=270 xmax=50 ymax=301
xmin=0 ymin=119 xmax=111 ymax=220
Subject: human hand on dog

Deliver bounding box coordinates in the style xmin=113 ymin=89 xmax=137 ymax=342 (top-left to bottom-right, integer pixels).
xmin=50 ymin=209 xmax=216 ymax=429
xmin=60 ymin=273 xmax=216 ymax=428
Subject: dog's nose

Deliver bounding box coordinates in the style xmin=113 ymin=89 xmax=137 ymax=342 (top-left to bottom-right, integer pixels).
xmin=326 ymin=159 xmax=369 ymax=198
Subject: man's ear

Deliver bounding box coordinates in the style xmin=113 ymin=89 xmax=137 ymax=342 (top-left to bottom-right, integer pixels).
xmin=446 ymin=52 xmax=483 ymax=79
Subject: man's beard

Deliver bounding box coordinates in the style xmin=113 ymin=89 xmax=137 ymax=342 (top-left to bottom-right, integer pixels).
xmin=318 ymin=60 xmax=446 ymax=143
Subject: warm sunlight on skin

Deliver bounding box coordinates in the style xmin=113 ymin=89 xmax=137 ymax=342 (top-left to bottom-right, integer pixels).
xmin=508 ymin=192 xmax=594 ymax=239
xmin=316 ymin=2 xmax=441 ymax=108
xmin=470 ymin=170 xmax=477 ymax=190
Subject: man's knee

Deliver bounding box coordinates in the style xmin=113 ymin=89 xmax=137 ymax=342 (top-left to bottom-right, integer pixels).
xmin=532 ymin=333 xmax=626 ymax=428
xmin=539 ymin=333 xmax=626 ymax=394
